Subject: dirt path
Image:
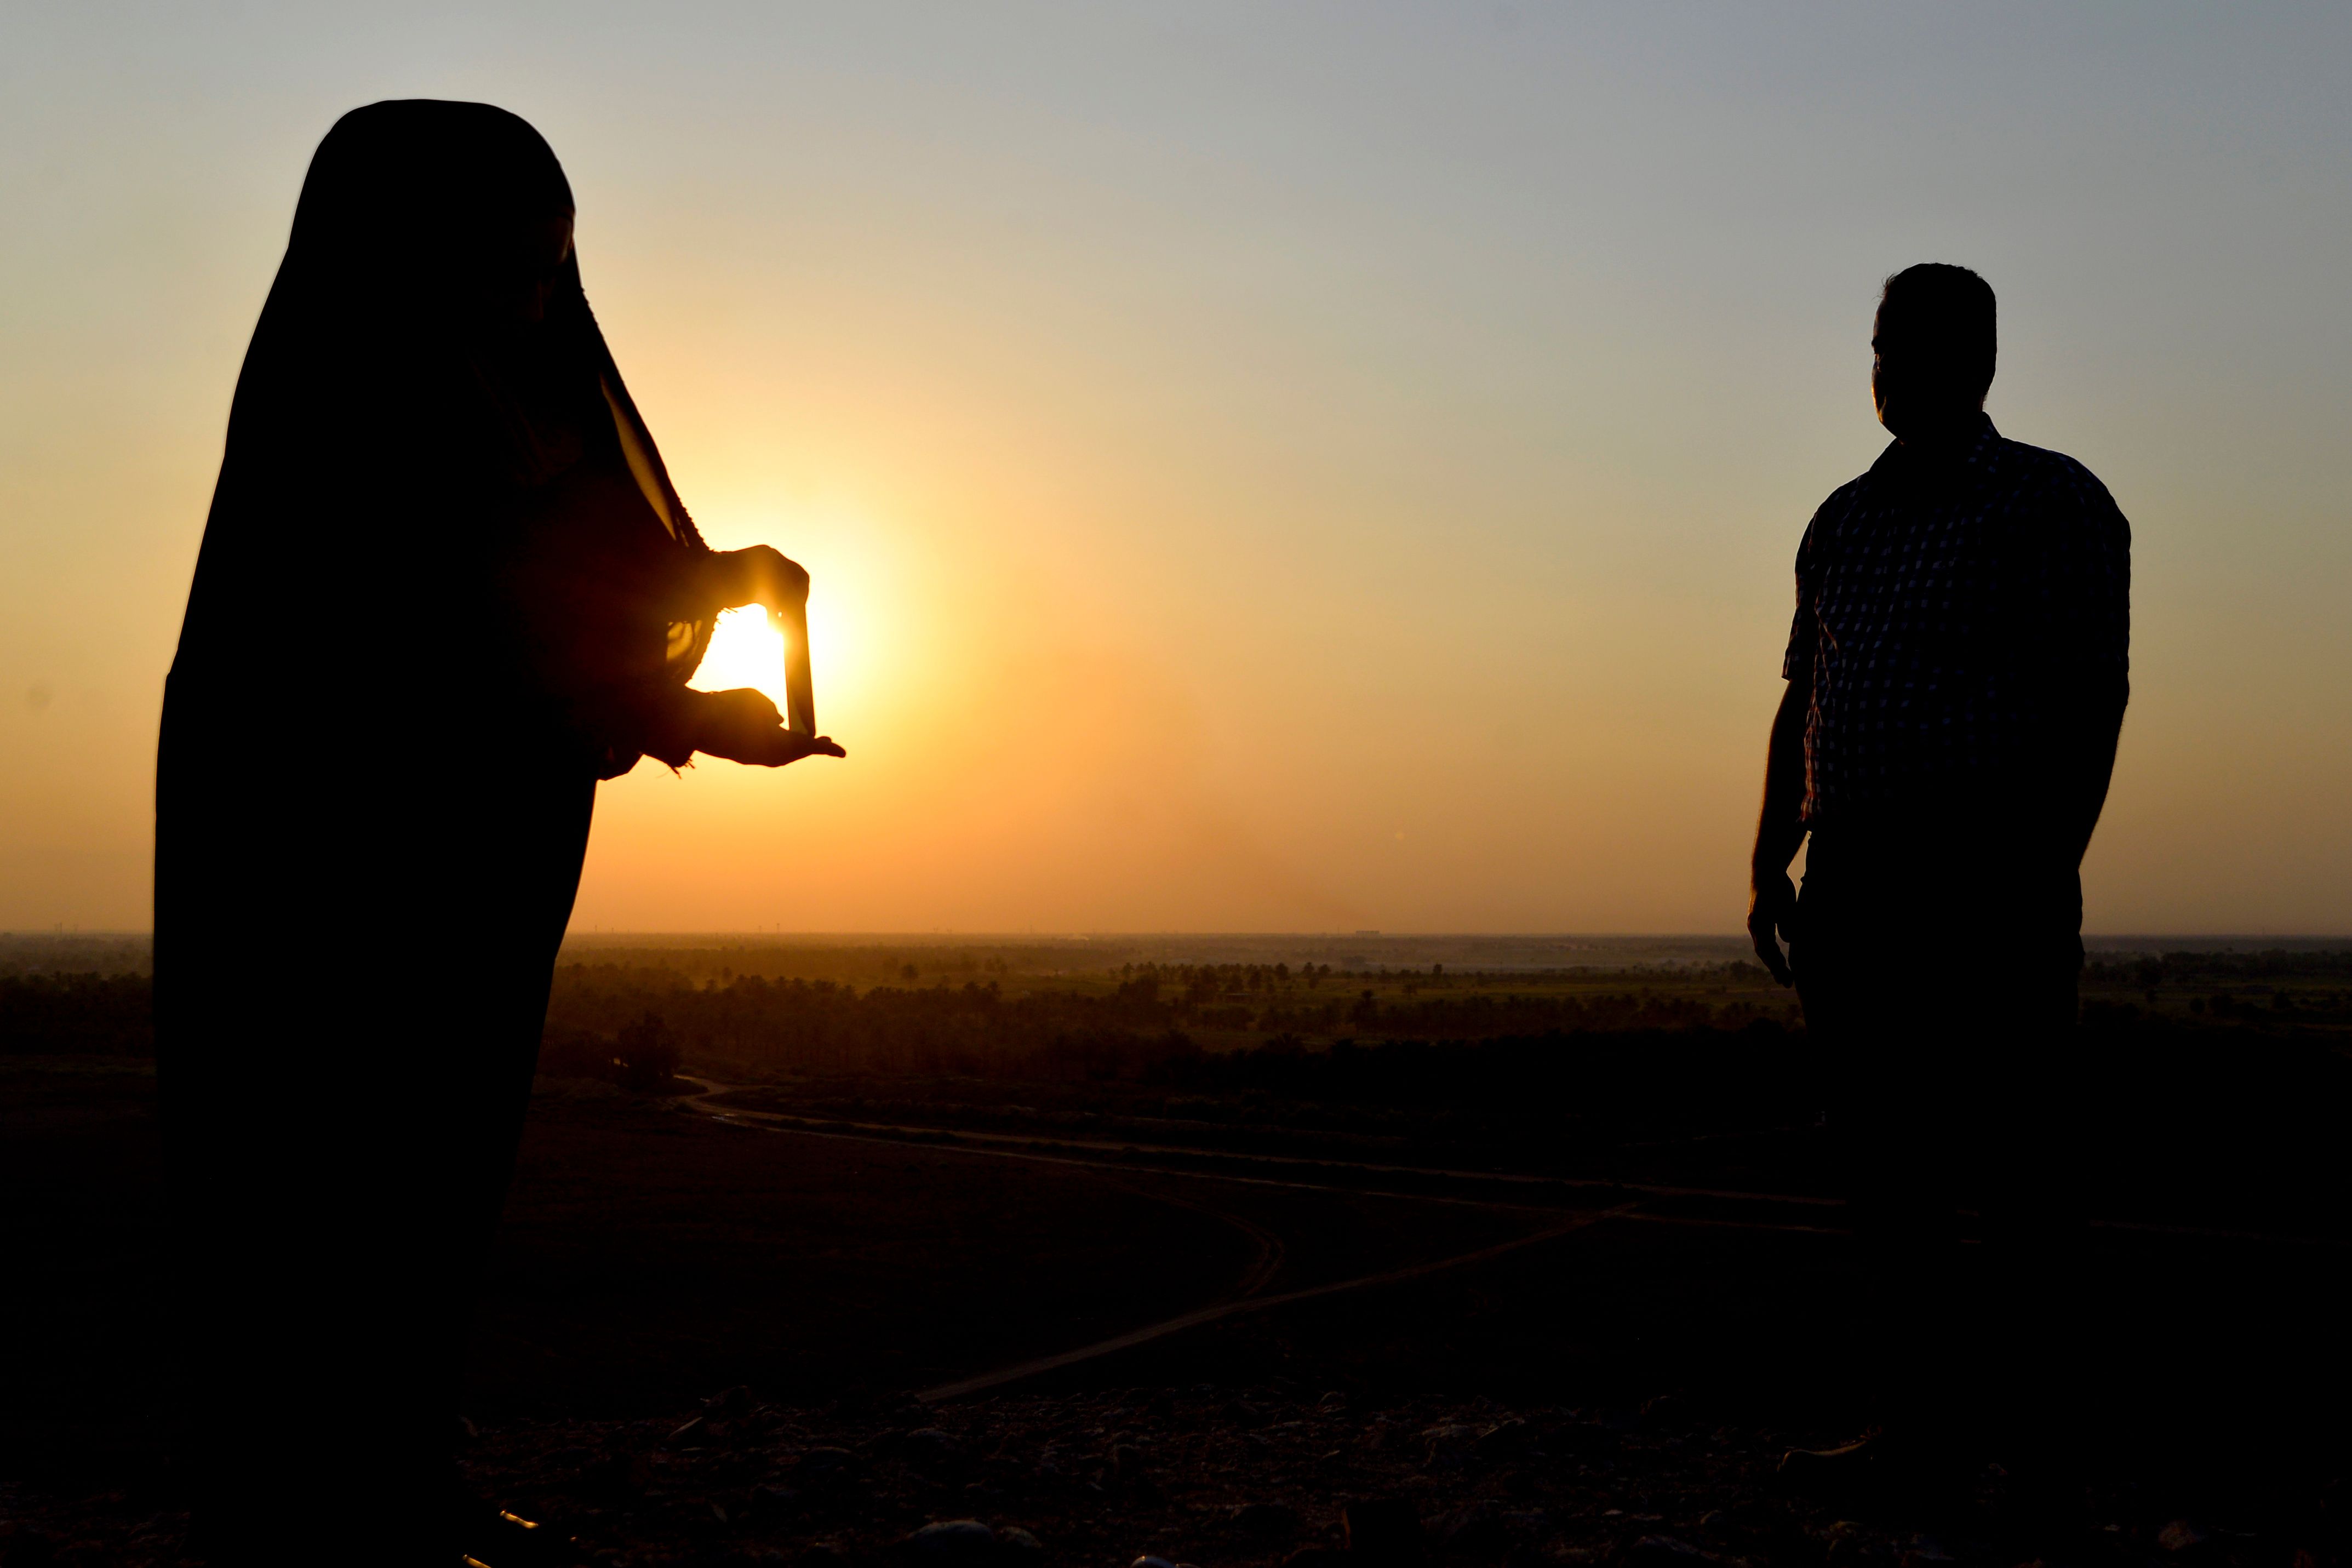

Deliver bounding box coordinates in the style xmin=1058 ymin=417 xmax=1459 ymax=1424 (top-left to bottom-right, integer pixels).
xmin=678 ymin=1078 xmax=1838 ymax=1210
xmin=911 ymin=1201 xmax=1639 ymax=1401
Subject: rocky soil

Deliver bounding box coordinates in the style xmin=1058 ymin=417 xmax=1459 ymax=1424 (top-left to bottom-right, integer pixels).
xmin=5 ymin=1384 xmax=2340 ymax=1567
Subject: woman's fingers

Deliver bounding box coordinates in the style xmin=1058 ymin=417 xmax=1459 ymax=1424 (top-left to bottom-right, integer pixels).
xmin=765 ymin=548 xmax=811 ymax=599
xmin=688 ymin=689 xmax=843 ymax=766
xmin=756 ymin=735 xmax=845 ymax=767
xmin=762 ymin=732 xmax=844 ymax=765
xmin=706 ymin=548 xmax=809 ymax=614
xmin=728 ymin=546 xmax=808 ymax=610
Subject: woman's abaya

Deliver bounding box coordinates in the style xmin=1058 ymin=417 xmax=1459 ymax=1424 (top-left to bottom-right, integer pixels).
xmin=157 ymin=100 xmax=719 ymax=1561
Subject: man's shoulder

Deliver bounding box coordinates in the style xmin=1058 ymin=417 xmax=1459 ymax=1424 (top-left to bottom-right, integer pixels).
xmin=1985 ymin=432 xmax=2120 ymax=513
xmin=1806 ymin=469 xmax=1878 ymax=529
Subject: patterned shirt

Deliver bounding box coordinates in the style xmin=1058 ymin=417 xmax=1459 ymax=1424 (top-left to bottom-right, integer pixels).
xmin=1783 ymin=416 xmax=2130 ymax=826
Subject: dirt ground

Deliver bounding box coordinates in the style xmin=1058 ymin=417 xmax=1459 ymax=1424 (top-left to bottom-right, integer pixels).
xmin=4 ymin=1060 xmax=2348 ymax=1566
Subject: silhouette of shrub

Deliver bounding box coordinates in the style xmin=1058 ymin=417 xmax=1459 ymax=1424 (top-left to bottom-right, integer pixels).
xmin=615 ymin=1011 xmax=683 ymax=1093
xmin=539 ymin=1027 xmax=616 ymax=1081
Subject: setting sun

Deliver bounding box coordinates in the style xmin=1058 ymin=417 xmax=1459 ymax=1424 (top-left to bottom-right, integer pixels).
xmin=667 ymin=510 xmax=897 ymax=749
xmin=690 ymin=606 xmax=791 ymax=710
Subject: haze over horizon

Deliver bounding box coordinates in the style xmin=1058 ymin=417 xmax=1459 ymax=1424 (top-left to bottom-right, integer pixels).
xmin=6 ymin=4 xmax=2350 ymax=936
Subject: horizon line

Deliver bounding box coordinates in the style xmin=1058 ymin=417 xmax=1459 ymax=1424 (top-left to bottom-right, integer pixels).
xmin=10 ymin=930 xmax=2352 ymax=945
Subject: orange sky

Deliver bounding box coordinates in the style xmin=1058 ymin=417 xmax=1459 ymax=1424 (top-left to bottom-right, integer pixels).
xmin=5 ymin=6 xmax=2351 ymax=934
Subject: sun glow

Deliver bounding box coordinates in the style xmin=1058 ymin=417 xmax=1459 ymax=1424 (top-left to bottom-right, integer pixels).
xmin=690 ymin=606 xmax=792 ymax=709
xmin=673 ymin=511 xmax=894 ymax=742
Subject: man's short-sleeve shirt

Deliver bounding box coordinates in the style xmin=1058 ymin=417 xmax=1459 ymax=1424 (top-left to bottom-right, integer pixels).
xmin=1783 ymin=416 xmax=2131 ymax=826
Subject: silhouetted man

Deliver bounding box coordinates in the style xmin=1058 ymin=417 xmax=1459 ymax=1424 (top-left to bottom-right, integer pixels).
xmin=1748 ymin=265 xmax=2130 ymax=1486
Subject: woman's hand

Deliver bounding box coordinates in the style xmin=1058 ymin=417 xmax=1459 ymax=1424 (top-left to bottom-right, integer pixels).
xmin=691 ymin=688 xmax=845 ymax=767
xmin=705 ymin=546 xmax=810 ymax=626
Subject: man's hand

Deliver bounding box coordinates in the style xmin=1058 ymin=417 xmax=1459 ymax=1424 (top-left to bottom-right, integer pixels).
xmin=706 ymin=546 xmax=810 ymax=626
xmin=1748 ymin=867 xmax=1798 ymax=987
xmin=691 ymin=688 xmax=846 ymax=767
xmin=1747 ymin=679 xmax=1810 ymax=988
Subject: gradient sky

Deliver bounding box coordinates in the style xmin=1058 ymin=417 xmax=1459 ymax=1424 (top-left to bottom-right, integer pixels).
xmin=5 ymin=3 xmax=2350 ymax=934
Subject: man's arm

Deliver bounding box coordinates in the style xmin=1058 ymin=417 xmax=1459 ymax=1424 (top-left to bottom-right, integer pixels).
xmin=2047 ymin=474 xmax=2132 ymax=869
xmin=2054 ymin=690 xmax=2124 ymax=869
xmin=1747 ymin=678 xmax=1810 ymax=986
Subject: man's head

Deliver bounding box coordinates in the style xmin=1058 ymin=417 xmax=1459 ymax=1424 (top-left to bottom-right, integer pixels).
xmin=1872 ymin=264 xmax=1996 ymax=440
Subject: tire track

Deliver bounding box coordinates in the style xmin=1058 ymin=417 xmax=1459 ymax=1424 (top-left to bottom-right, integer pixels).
xmin=675 ymin=1080 xmax=1580 ymax=1214
xmin=911 ymin=1203 xmax=1639 ymax=1403
xmin=678 ymin=1080 xmax=1836 ymax=1210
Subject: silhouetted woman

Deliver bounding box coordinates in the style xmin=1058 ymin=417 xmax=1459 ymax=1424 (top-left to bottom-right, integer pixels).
xmin=156 ymin=100 xmax=840 ymax=1564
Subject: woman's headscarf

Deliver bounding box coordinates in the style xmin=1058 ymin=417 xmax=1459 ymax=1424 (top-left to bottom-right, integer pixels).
xmin=171 ymin=99 xmax=713 ymax=772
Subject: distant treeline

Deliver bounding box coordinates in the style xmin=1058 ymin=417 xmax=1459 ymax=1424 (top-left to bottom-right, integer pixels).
xmin=539 ymin=963 xmax=1795 ymax=1079
xmin=2086 ymin=949 xmax=2352 ymax=987
xmin=1124 ymin=1028 xmax=1808 ymax=1124
xmin=11 ymin=948 xmax=2350 ymax=1065
xmin=539 ymin=954 xmax=2352 ymax=1092
xmin=0 ymin=935 xmax=151 ymax=978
